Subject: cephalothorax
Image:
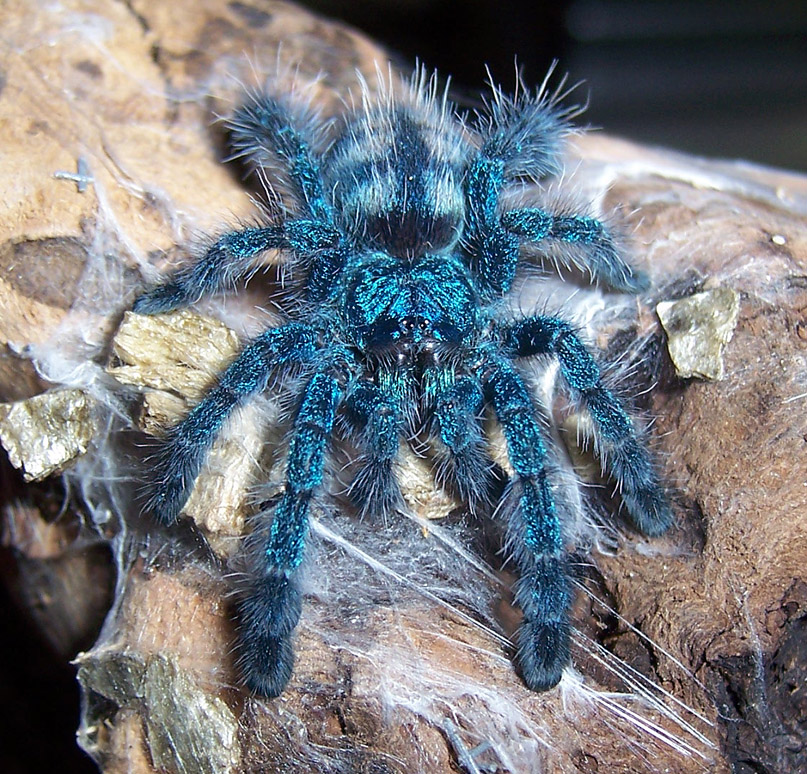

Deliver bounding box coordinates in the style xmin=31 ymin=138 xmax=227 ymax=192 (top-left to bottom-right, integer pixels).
xmin=134 ymin=69 xmax=671 ymax=697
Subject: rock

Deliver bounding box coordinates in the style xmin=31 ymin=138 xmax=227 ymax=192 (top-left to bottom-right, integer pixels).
xmin=0 ymin=388 xmax=96 ymax=481
xmin=656 ymin=287 xmax=740 ymax=380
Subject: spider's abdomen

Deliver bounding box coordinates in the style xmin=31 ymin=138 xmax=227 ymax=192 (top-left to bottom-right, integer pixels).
xmin=327 ymin=104 xmax=469 ymax=258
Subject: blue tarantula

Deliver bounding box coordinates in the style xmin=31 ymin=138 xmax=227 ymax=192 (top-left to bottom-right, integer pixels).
xmin=133 ymin=69 xmax=671 ymax=697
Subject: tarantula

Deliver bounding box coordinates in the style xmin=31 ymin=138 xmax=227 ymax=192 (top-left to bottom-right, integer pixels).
xmin=133 ymin=68 xmax=671 ymax=698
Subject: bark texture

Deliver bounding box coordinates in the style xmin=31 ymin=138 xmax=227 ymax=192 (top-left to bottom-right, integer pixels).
xmin=1 ymin=1 xmax=806 ymax=773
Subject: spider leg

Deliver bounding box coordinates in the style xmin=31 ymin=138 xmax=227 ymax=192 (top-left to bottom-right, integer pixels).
xmin=228 ymin=91 xmax=331 ymax=223
xmin=464 ymin=91 xmax=646 ymax=296
xmin=145 ymin=323 xmax=317 ymax=525
xmin=501 ymin=207 xmax=649 ymax=292
xmin=228 ymin=92 xmax=351 ymax=304
xmin=237 ymin=368 xmax=342 ymax=697
xmin=463 ymin=79 xmax=571 ymax=299
xmin=463 ymin=152 xmax=522 ymax=297
xmin=134 ymin=92 xmax=348 ymax=314
xmin=433 ymin=375 xmax=492 ymax=506
xmin=132 ymin=220 xmax=342 ymax=314
xmin=343 ymin=381 xmax=404 ymax=520
xmin=480 ymin=352 xmax=571 ymax=691
xmin=503 ymin=315 xmax=671 ymax=536
xmin=463 ymin=154 xmax=646 ymax=295
xmin=476 ymin=74 xmax=571 ymax=181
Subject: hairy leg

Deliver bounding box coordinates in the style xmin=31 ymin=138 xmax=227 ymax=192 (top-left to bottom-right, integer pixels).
xmin=503 ymin=315 xmax=671 ymax=535
xmin=462 ymin=152 xmax=521 ymax=297
xmin=228 ymin=91 xmax=332 ymax=223
xmin=145 ymin=323 xmax=317 ymax=525
xmin=463 ymin=80 xmax=646 ymax=296
xmin=463 ymin=79 xmax=570 ymax=297
xmin=501 ymin=208 xmax=648 ymax=293
xmin=227 ymin=92 xmax=350 ymax=303
xmin=133 ymin=220 xmax=342 ymax=314
xmin=237 ymin=368 xmax=342 ymax=697
xmin=433 ymin=375 xmax=492 ymax=506
xmin=480 ymin=351 xmax=571 ymax=691
xmin=134 ymin=90 xmax=346 ymax=314
xmin=343 ymin=381 xmax=404 ymax=520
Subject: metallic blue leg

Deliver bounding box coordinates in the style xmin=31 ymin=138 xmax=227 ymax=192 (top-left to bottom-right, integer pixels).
xmin=480 ymin=353 xmax=571 ymax=691
xmin=465 ymin=85 xmax=646 ymax=296
xmin=145 ymin=323 xmax=317 ymax=525
xmin=134 ymin=92 xmax=348 ymax=314
xmin=477 ymin=83 xmax=568 ymax=181
xmin=462 ymin=157 xmax=646 ymax=296
xmin=433 ymin=375 xmax=492 ymax=505
xmin=229 ymin=92 xmax=332 ymax=223
xmin=504 ymin=315 xmax=671 ymax=536
xmin=237 ymin=368 xmax=342 ymax=697
xmin=343 ymin=382 xmax=403 ymax=520
xmin=463 ymin=85 xmax=570 ymax=298
xmin=463 ymin=154 xmax=521 ymax=297
xmin=502 ymin=208 xmax=649 ymax=292
xmin=133 ymin=227 xmax=286 ymax=314
xmin=228 ymin=92 xmax=349 ymax=303
xmin=133 ymin=220 xmax=342 ymax=314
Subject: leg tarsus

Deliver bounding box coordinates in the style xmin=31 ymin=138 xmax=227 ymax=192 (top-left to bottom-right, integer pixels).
xmin=510 ymin=543 xmax=571 ymax=691
xmin=584 ymin=384 xmax=673 ymax=535
xmin=517 ymin=616 xmax=570 ymax=692
xmin=235 ymin=571 xmax=301 ymax=698
xmin=132 ymin=281 xmax=186 ymax=316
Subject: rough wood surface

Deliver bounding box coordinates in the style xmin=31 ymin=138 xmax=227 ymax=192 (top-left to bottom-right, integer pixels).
xmin=2 ymin=1 xmax=806 ymax=773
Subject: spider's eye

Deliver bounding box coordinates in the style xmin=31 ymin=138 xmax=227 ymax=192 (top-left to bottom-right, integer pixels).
xmin=400 ymin=316 xmax=432 ymax=334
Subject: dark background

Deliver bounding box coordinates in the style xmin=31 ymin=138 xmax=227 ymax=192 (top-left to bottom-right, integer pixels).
xmin=2 ymin=3 xmax=806 ymax=774
xmin=308 ymin=0 xmax=807 ymax=171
